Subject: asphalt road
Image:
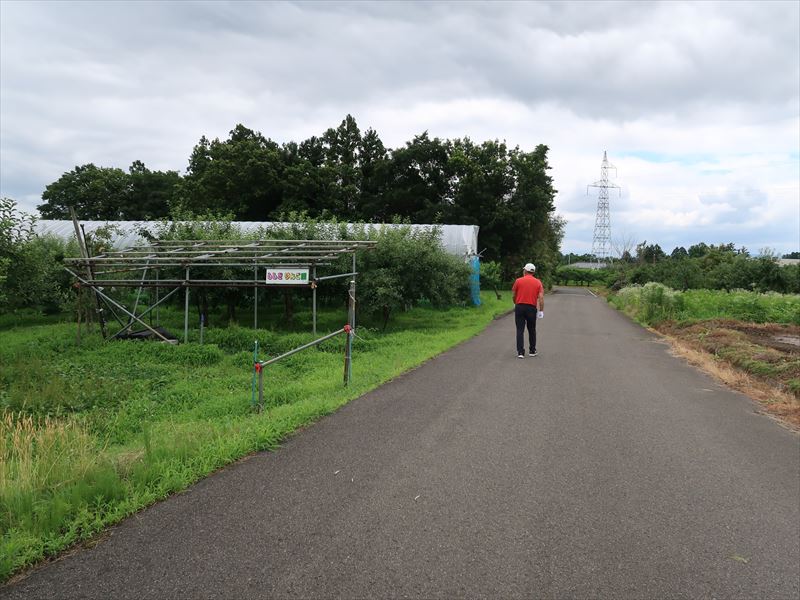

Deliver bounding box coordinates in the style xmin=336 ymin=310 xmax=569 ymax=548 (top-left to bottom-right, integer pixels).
xmin=4 ymin=287 xmax=799 ymax=599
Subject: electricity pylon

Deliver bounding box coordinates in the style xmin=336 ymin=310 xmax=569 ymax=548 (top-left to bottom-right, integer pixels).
xmin=587 ymin=151 xmax=621 ymax=261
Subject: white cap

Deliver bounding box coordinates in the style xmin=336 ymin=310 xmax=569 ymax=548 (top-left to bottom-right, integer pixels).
xmin=524 ymin=263 xmax=536 ymax=272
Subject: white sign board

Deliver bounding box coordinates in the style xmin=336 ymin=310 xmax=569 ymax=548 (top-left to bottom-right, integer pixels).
xmin=265 ymin=267 xmax=310 ymax=285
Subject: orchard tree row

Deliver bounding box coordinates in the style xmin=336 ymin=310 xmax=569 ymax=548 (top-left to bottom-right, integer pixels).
xmin=555 ymin=242 xmax=799 ymax=294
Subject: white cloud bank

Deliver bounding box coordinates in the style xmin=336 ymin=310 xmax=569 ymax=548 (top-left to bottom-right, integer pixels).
xmin=1 ymin=0 xmax=798 ymax=254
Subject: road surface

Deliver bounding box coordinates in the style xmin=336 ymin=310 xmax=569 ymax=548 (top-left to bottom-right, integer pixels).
xmin=4 ymin=287 xmax=799 ymax=599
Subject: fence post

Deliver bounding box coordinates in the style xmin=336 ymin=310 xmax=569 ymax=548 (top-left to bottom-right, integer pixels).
xmin=312 ymin=265 xmax=317 ymax=335
xmin=251 ymin=341 xmax=259 ymax=409
xmin=258 ymin=364 xmax=264 ymax=411
xmin=184 ymin=267 xmax=190 ymax=343
xmin=155 ymin=268 xmax=160 ymax=326
xmin=344 ymin=279 xmax=355 ymax=385
xmin=351 ymin=254 xmax=357 ymax=330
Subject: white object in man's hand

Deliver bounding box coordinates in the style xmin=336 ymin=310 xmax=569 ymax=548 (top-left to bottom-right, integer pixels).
xmin=537 ymin=311 xmax=544 ymax=319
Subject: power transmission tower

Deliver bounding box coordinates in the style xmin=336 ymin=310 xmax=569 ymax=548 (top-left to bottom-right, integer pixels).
xmin=587 ymin=150 xmax=621 ymax=261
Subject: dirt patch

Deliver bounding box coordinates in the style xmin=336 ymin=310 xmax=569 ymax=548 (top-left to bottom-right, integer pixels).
xmin=657 ymin=319 xmax=800 ymax=429
xmin=723 ymin=322 xmax=800 ymax=354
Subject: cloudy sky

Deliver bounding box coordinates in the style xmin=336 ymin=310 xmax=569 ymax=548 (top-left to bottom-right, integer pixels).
xmin=1 ymin=0 xmax=798 ymax=255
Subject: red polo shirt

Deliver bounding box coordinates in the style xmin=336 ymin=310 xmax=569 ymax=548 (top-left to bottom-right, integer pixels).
xmin=512 ymin=273 xmax=543 ymax=306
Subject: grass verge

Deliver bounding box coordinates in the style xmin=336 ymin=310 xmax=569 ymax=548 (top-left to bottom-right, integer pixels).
xmin=0 ymin=292 xmax=509 ymax=581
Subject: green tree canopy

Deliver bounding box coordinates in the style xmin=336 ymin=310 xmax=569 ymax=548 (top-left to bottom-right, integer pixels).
xmin=38 ymin=162 xmax=180 ymax=220
xmin=128 ymin=160 xmax=181 ymax=219
xmin=176 ymin=125 xmax=284 ymax=219
xmin=36 ymin=115 xmax=564 ymax=279
xmin=38 ymin=164 xmax=130 ymax=219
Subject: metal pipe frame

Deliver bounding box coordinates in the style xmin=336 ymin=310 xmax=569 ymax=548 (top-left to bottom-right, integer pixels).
xmin=254 ymin=263 xmax=258 ymax=330
xmin=71 ymin=210 xmax=108 ymax=338
xmin=108 ymin=286 xmax=181 ymax=340
xmin=64 ymin=236 xmax=376 ymax=343
xmin=62 ymin=280 xmax=320 ymax=288
xmin=254 ymin=271 xmax=359 ymax=408
xmin=314 ymin=271 xmax=358 ymax=283
xmin=100 ymin=299 xmax=127 ymax=329
xmin=69 ymin=252 xmax=347 ymax=259
xmin=352 ymin=253 xmax=357 ymax=331
xmin=184 ymin=267 xmax=190 ymax=343
xmin=65 ymin=268 xmax=174 ymax=343
xmin=312 ymin=265 xmax=317 ymax=335
xmin=256 ymin=326 xmax=348 ymax=409
xmin=65 ymin=241 xmax=375 ymax=261
xmin=258 ymin=327 xmax=346 ymax=368
xmin=81 ymin=246 xmax=374 ymax=255
xmin=345 ymin=279 xmax=355 ymax=385
xmin=144 ymin=239 xmax=377 ymax=247
xmin=155 ymin=269 xmax=160 ymax=326
xmin=127 ymin=260 xmax=150 ymax=329
xmin=68 ymin=260 xmax=338 ymax=268
xmin=258 ymin=366 xmax=264 ymax=411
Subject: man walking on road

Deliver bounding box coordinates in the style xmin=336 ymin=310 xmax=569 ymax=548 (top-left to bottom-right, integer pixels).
xmin=512 ymin=262 xmax=544 ymax=358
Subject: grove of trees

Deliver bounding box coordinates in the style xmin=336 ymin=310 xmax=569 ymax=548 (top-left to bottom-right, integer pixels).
xmin=35 ymin=116 xmax=563 ymax=279
xmin=555 ymin=242 xmax=799 ymax=294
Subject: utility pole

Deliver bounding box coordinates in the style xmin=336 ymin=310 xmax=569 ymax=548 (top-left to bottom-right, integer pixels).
xmin=587 ymin=151 xmax=621 ymax=262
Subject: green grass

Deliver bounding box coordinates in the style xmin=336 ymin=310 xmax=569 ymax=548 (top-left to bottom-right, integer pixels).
xmin=0 ymin=292 xmax=509 ymax=580
xmin=678 ymin=289 xmax=800 ymax=324
xmin=609 ymin=284 xmax=800 ymax=326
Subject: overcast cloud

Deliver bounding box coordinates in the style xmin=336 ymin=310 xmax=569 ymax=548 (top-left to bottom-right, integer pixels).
xmin=1 ymin=0 xmax=798 ymax=254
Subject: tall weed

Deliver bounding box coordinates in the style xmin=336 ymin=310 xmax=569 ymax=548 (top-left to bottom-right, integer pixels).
xmin=611 ymin=282 xmax=683 ymax=324
xmin=611 ymin=285 xmax=799 ymax=325
xmin=0 ymin=412 xmax=111 ymax=574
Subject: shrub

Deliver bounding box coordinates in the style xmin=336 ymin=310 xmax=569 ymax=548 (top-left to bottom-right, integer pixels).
xmin=357 ymin=224 xmax=471 ymax=321
xmin=639 ymin=282 xmax=683 ymax=323
xmin=611 ymin=284 xmax=799 ymax=325
xmin=5 ymin=235 xmax=76 ymax=314
xmin=1 ymin=198 xmax=83 ymax=315
xmin=480 ymin=260 xmax=503 ymax=299
xmin=611 ymin=282 xmax=683 ymax=325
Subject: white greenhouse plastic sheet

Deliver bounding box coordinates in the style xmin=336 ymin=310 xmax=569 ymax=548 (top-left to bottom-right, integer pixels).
xmin=35 ymin=220 xmax=479 ymax=258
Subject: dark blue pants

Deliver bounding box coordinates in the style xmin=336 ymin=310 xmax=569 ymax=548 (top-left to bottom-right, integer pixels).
xmin=515 ymin=304 xmax=537 ymax=355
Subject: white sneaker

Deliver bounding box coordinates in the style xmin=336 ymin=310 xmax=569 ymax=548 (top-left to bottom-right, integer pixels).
xmin=517 ymin=354 xmax=524 ymax=359
xmin=530 ymin=351 xmax=538 ymax=357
